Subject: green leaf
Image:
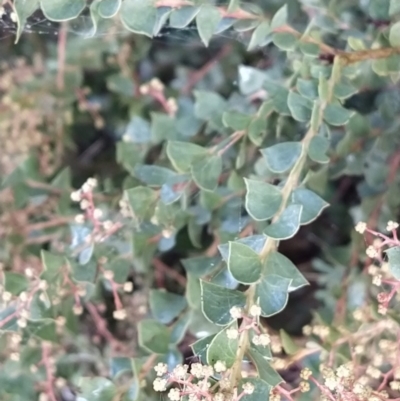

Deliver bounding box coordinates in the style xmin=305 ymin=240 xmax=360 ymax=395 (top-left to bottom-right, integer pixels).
xmin=117 ymin=142 xmax=142 ymax=175
xmin=256 ymin=274 xmax=291 ymax=317
xmin=41 ymin=250 xmax=65 ymax=282
xmin=167 ymin=141 xmax=208 ymax=173
xmin=264 ymin=204 xmax=302 ymax=240
xmin=52 ymin=167 xmax=72 ymax=215
xmin=299 ymin=42 xmax=320 ymax=57
xmin=134 ymin=165 xmax=176 ymax=187
xmin=390 ymin=21 xmax=400 ymax=46
xmin=207 ymin=322 xmax=239 ymax=367
xmin=124 ymin=116 xmax=151 ymax=143
xmin=170 ymin=6 xmax=200 ymax=28
xmin=196 ymin=5 xmax=221 ymax=47
xmin=390 ymin=0 xmax=400 ymax=16
xmin=287 ymin=91 xmax=313 ymax=122
xmin=181 ymin=256 xmax=221 ymax=278
xmin=78 ymin=377 xmax=116 ymax=401
xmin=238 ymin=378 xmax=272 ymax=401
xmin=97 ymin=0 xmax=121 ymax=18
xmin=153 ymin=6 xmax=173 ymax=36
xmin=248 ymin=21 xmax=271 ymax=50
xmin=228 ymin=0 xmax=240 ymax=12
xmin=247 ymin=350 xmax=283 ymax=386
xmin=308 ymin=136 xmax=330 ymax=164
xmin=323 ymin=104 xmax=354 ymax=126
xmin=120 ymin=0 xmax=157 ymax=37
xmin=200 ymin=281 xmax=246 ymax=326
xmin=14 ymin=0 xmax=39 ymax=43
xmin=347 ymin=37 xmax=366 ymax=51
xmin=248 ymin=117 xmax=267 ymax=146
xmin=194 ymin=90 xmax=227 ymax=127
xmin=28 ymin=320 xmax=58 ymax=342
xmin=191 ymin=334 xmax=216 ymax=364
xmin=79 ymin=244 xmax=95 ymax=267
xmin=191 ymin=155 xmax=222 ymax=192
xmin=334 ymin=80 xmax=357 ymax=100
xmin=227 ymin=242 xmax=263 ymax=284
xmin=264 ymin=252 xmax=308 ymax=291
xmin=186 ymin=275 xmax=201 ymax=309
xmin=149 ymin=289 xmax=187 ymax=324
xmin=249 ymin=331 xmax=272 ymax=359
xmin=160 ymin=174 xmax=190 ymax=204
xmin=138 ymin=320 xmax=170 ymax=354
xmin=291 ymin=188 xmax=329 ymax=224
xmin=40 ymin=0 xmax=85 ymax=21
xmin=219 ymin=235 xmax=267 ymax=262
xmin=239 ymin=66 xmax=268 ymax=96
xmin=125 ymin=186 xmax=158 ymax=220
xmin=128 ymin=358 xmax=144 ymax=401
xmin=4 ymin=272 xmax=29 ymax=295
xmin=107 ymin=73 xmax=135 ymax=97
xmin=279 ymin=329 xmax=300 ymax=355
xmin=271 ymin=4 xmax=287 ymax=29
xmin=110 ymin=357 xmax=132 ymax=379
xmin=297 ymin=79 xmax=318 ymax=100
xmin=151 ymin=112 xmax=178 ymax=142
xmin=170 ymin=311 xmax=191 ymax=344
xmin=223 ymin=111 xmax=252 ymax=130
xmin=260 ymin=142 xmax=302 ymax=174
xmin=386 ymin=246 xmax=400 ymax=280
xmin=186 ymin=217 xmax=203 ymax=249
xmin=106 ymin=258 xmax=131 ymax=284
xmin=0 ymin=305 xmax=18 ymax=331
xmin=273 ymin=32 xmax=297 ymax=51
xmin=28 ymin=292 xmax=52 ymax=321
xmin=244 ymin=179 xmax=282 ymax=221
xmin=263 ymin=81 xmax=291 ymax=115
xmin=68 ymin=253 xmax=97 ymax=283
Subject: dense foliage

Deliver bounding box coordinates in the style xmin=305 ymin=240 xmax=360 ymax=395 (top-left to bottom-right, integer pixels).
xmin=2 ymin=0 xmax=400 ymax=400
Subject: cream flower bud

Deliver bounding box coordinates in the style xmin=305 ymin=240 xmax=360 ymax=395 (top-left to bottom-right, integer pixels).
xmin=113 ymin=309 xmax=127 ymax=320
xmin=229 ymin=306 xmax=243 ymax=319
xmin=249 ymin=304 xmax=262 ymax=317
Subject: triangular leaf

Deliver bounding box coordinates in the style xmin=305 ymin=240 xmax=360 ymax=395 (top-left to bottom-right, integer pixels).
xmin=191 ymin=155 xmax=222 ymax=191
xmin=244 ymin=179 xmax=282 ymax=221
xmin=196 ymin=5 xmax=221 ymax=46
xmin=264 ymin=204 xmax=303 ymax=240
xmin=207 ymin=322 xmax=239 ymax=367
xmin=260 ymin=142 xmax=302 ymax=174
xmin=228 ymin=242 xmax=263 ymax=284
xmin=256 ymin=274 xmax=291 ymax=317
xmin=200 ymin=281 xmax=246 ymax=326
xmin=264 ymin=252 xmax=308 ymax=291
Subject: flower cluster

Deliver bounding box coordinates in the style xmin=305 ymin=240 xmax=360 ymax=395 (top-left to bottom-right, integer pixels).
xmin=228 ymin=304 xmax=272 ymax=350
xmin=355 ymin=221 xmax=400 ymax=315
xmin=152 ymin=362 xmax=255 ymax=401
xmin=138 ymin=78 xmax=178 ymax=116
xmin=71 ymin=178 xmax=121 ymax=243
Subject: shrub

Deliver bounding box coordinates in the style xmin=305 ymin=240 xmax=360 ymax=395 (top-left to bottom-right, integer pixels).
xmin=1 ymin=1 xmax=400 ymax=400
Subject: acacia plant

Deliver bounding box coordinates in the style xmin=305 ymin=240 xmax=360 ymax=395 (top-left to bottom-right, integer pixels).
xmin=2 ymin=0 xmax=400 ymax=401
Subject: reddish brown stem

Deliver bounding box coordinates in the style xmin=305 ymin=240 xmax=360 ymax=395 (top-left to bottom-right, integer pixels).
xmin=182 ymin=45 xmax=232 ymax=95
xmin=41 ymin=343 xmax=57 ymax=401
xmin=86 ymin=302 xmax=124 ymax=351
xmin=152 ymin=258 xmax=187 ymax=287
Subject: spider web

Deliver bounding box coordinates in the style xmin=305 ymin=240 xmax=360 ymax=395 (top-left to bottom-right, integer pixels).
xmin=0 ymin=10 xmax=251 ymax=240
xmin=0 ymin=9 xmax=253 ymax=49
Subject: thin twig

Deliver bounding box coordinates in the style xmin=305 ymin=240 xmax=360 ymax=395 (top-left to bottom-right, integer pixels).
xmin=152 ymin=258 xmax=187 ymax=287
xmin=182 ymin=45 xmax=232 ymax=95
xmin=41 ymin=343 xmax=57 ymax=401
xmin=86 ymin=302 xmax=125 ymax=351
